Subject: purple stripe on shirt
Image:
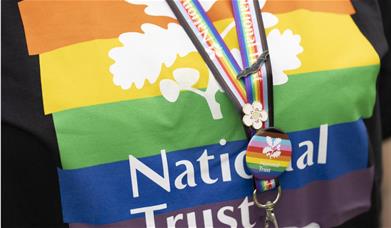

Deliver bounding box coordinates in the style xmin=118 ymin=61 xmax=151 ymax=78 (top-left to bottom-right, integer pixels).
xmin=70 ymin=167 xmax=373 ymax=228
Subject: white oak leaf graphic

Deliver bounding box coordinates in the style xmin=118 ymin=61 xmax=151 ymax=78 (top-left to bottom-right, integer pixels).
xmin=125 ymin=0 xmax=217 ymax=19
xmin=267 ymin=29 xmax=303 ymax=85
xmin=257 ymin=0 xmax=279 ymax=28
xmin=160 ymin=79 xmax=180 ymax=102
xmin=262 ymin=12 xmax=279 ymax=28
xmin=108 ymin=23 xmax=195 ymax=90
xmin=173 ymin=68 xmax=199 ymax=88
xmin=262 ymin=136 xmax=282 ymax=159
xmin=160 ymin=68 xmax=223 ymax=120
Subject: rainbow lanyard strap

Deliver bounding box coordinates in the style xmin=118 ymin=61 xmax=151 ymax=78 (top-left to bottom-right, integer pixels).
xmin=167 ymin=1 xmax=292 ymax=227
xmin=232 ymin=0 xmax=272 ymax=128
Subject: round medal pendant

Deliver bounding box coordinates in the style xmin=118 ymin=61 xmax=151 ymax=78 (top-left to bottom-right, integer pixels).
xmin=245 ymin=128 xmax=292 ymax=180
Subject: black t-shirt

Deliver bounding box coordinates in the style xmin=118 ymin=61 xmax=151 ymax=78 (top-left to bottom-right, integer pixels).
xmin=378 ymin=0 xmax=391 ymax=140
xmin=2 ymin=0 xmax=390 ymax=227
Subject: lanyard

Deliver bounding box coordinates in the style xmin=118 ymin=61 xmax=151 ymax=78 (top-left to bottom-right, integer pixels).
xmin=232 ymin=0 xmax=272 ymax=128
xmin=166 ymin=0 xmax=272 ymax=128
xmin=167 ymin=1 xmax=292 ymax=227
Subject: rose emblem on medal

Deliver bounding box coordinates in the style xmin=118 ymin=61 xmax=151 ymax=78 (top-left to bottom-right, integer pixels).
xmin=245 ymin=128 xmax=292 ymax=180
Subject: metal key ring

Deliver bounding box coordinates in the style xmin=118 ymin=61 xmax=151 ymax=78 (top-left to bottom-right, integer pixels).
xmin=253 ymin=185 xmax=282 ymax=208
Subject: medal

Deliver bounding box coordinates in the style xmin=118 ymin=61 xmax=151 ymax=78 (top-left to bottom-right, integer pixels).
xmin=167 ymin=1 xmax=292 ymax=227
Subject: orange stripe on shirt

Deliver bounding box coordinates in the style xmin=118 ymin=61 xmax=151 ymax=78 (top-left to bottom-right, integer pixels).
xmin=263 ymin=0 xmax=355 ymax=15
xmin=18 ymin=0 xmax=175 ymax=55
xmin=19 ymin=0 xmax=355 ymax=55
xmin=208 ymin=0 xmax=355 ymax=22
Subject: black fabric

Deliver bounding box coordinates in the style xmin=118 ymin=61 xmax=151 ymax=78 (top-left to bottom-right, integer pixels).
xmin=2 ymin=123 xmax=67 ymax=228
xmin=1 ymin=0 xmax=61 ymax=164
xmin=378 ymin=0 xmax=391 ymax=139
xmin=351 ymin=0 xmax=388 ymax=58
xmin=2 ymin=0 xmax=66 ymax=227
xmin=1 ymin=0 xmax=389 ymax=228
xmin=336 ymin=1 xmax=391 ymax=227
xmin=337 ymin=99 xmax=383 ymax=228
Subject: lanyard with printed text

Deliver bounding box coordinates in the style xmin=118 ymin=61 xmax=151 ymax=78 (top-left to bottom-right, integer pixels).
xmin=166 ymin=1 xmax=293 ymax=227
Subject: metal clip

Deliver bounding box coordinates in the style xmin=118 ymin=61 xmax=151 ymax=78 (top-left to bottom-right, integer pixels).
xmin=264 ymin=201 xmax=279 ymax=228
xmin=237 ymin=50 xmax=269 ymax=80
xmin=253 ymin=186 xmax=281 ymax=228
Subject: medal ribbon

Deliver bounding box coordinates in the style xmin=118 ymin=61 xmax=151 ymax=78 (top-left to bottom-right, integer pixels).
xmin=167 ymin=0 xmax=275 ymax=191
